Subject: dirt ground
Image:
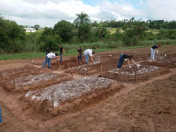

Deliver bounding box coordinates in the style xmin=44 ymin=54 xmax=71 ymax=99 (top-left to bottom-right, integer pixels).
xmin=0 ymin=45 xmax=176 ymax=132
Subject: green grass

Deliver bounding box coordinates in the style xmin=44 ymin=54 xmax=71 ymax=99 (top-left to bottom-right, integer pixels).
xmin=0 ymin=41 xmax=175 ymax=60
xmin=0 ymin=46 xmax=152 ymax=60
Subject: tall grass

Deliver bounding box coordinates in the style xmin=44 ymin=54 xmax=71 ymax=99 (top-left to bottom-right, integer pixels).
xmin=0 ymin=39 xmax=175 ymax=60
xmin=63 ymin=41 xmax=123 ymax=50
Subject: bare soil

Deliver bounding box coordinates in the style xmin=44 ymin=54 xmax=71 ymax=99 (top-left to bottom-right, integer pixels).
xmin=100 ymin=64 xmax=169 ymax=82
xmin=0 ymin=45 xmax=176 ymax=132
xmin=141 ymin=57 xmax=176 ymax=68
xmin=1 ymin=72 xmax=72 ymax=92
xmin=24 ymin=77 xmax=122 ymax=119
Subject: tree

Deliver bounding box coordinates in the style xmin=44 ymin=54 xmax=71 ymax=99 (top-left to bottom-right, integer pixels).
xmin=40 ymin=27 xmax=61 ymax=51
xmin=78 ymin=24 xmax=92 ymax=43
xmin=73 ymin=12 xmax=91 ymax=28
xmin=123 ymin=21 xmax=147 ymax=46
xmin=54 ymin=20 xmax=74 ymax=43
xmin=0 ymin=17 xmax=26 ymax=53
xmin=34 ymin=24 xmax=40 ymax=30
xmin=73 ymin=12 xmax=92 ymax=43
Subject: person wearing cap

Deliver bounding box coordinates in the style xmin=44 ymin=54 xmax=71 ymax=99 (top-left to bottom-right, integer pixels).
xmin=42 ymin=53 xmax=58 ymax=69
xmin=84 ymin=49 xmax=95 ymax=64
xmin=150 ymin=44 xmax=161 ymax=61
xmin=117 ymin=54 xmax=139 ymax=69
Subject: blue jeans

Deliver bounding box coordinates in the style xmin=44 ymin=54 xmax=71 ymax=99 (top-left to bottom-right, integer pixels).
xmin=60 ymin=53 xmax=63 ymax=62
xmin=117 ymin=54 xmax=124 ymax=68
xmin=0 ymin=105 xmax=2 ymax=123
xmin=150 ymin=48 xmax=155 ymax=60
xmin=43 ymin=56 xmax=51 ymax=68
xmin=84 ymin=53 xmax=89 ymax=64
xmin=78 ymin=54 xmax=82 ymax=61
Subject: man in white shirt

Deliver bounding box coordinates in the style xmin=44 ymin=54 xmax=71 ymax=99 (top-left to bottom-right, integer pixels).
xmin=84 ymin=49 xmax=95 ymax=64
xmin=42 ymin=53 xmax=58 ymax=68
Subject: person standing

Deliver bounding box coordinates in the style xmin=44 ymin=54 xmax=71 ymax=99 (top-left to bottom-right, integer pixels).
xmin=42 ymin=53 xmax=58 ymax=68
xmin=117 ymin=54 xmax=139 ymax=68
xmin=77 ymin=47 xmax=83 ymax=62
xmin=84 ymin=49 xmax=95 ymax=64
xmin=59 ymin=44 xmax=64 ymax=63
xmin=150 ymin=44 xmax=161 ymax=61
xmin=46 ymin=48 xmax=50 ymax=55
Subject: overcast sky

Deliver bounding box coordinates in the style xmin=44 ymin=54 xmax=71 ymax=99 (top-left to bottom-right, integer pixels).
xmin=0 ymin=0 xmax=176 ymax=27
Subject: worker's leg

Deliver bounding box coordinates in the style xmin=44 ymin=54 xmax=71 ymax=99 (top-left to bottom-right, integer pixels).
xmin=150 ymin=48 xmax=155 ymax=61
xmin=0 ymin=105 xmax=2 ymax=123
xmin=84 ymin=54 xmax=89 ymax=64
xmin=42 ymin=56 xmax=48 ymax=68
xmin=60 ymin=53 xmax=63 ymax=62
xmin=78 ymin=55 xmax=80 ymax=61
xmin=80 ymin=54 xmax=82 ymax=61
xmin=48 ymin=58 xmax=51 ymax=68
xmin=117 ymin=54 xmax=123 ymax=68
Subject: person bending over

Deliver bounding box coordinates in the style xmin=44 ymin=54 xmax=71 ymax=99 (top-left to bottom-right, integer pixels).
xmin=84 ymin=49 xmax=95 ymax=64
xmin=42 ymin=53 xmax=58 ymax=69
xmin=117 ymin=54 xmax=139 ymax=69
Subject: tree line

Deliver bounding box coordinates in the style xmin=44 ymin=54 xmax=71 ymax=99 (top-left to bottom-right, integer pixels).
xmin=1 ymin=13 xmax=176 ymax=53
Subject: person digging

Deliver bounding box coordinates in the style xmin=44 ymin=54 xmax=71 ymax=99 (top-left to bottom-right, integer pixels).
xmin=150 ymin=44 xmax=161 ymax=61
xmin=84 ymin=49 xmax=95 ymax=64
xmin=117 ymin=54 xmax=140 ymax=69
xmin=42 ymin=53 xmax=58 ymax=69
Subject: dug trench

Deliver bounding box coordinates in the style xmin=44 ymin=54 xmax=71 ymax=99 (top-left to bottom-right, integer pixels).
xmin=22 ymin=77 xmax=123 ymax=120
xmin=0 ymin=46 xmax=176 ymax=131
xmin=100 ymin=64 xmax=170 ymax=83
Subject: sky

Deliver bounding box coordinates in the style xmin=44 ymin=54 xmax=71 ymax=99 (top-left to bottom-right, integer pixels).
xmin=0 ymin=0 xmax=176 ymax=27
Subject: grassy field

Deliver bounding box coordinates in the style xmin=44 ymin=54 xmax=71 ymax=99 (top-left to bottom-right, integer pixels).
xmin=0 ymin=45 xmax=153 ymax=60
xmin=0 ymin=41 xmax=175 ymax=60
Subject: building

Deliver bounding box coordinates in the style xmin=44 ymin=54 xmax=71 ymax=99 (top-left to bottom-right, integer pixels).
xmin=24 ymin=27 xmax=36 ymax=32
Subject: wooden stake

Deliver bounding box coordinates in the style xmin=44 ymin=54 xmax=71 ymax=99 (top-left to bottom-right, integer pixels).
xmin=13 ymin=78 xmax=16 ymax=91
xmin=85 ymin=64 xmax=88 ymax=76
xmin=134 ymin=69 xmax=137 ymax=82
xmin=101 ymin=65 xmax=102 ymax=75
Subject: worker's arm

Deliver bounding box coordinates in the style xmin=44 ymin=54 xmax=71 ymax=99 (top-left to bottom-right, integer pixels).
xmin=90 ymin=56 xmax=94 ymax=63
xmin=132 ymin=59 xmax=140 ymax=68
xmin=131 ymin=59 xmax=137 ymax=65
xmin=155 ymin=48 xmax=159 ymax=54
xmin=127 ymin=59 xmax=130 ymax=66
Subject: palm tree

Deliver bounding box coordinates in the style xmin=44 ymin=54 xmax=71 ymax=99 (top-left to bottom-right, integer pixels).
xmin=74 ymin=12 xmax=91 ymax=28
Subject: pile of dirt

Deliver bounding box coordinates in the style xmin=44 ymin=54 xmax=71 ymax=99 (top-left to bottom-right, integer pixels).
xmin=1 ymin=72 xmax=72 ymax=92
xmin=24 ymin=77 xmax=122 ymax=119
xmin=100 ymin=64 xmax=169 ymax=82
